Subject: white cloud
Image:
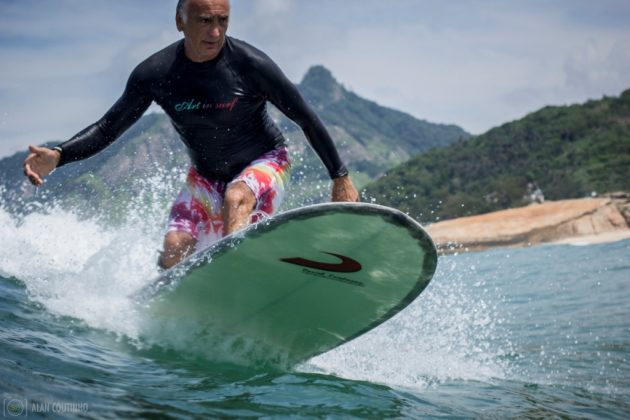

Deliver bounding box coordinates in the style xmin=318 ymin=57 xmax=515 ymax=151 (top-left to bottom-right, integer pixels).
xmin=0 ymin=1 xmax=180 ymax=157
xmin=564 ymin=38 xmax=630 ymax=94
xmin=229 ymin=0 xmax=630 ymax=132
xmin=0 ymin=0 xmax=629 ymax=158
xmin=250 ymin=0 xmax=293 ymax=17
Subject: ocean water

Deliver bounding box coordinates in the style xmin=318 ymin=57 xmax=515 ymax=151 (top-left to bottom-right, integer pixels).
xmin=1 ymin=196 xmax=629 ymax=418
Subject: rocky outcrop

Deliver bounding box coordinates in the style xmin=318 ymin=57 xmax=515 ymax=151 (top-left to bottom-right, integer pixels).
xmin=426 ymin=196 xmax=630 ymax=253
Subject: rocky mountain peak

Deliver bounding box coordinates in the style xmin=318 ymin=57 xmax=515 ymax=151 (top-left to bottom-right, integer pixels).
xmin=299 ymin=65 xmax=345 ymax=105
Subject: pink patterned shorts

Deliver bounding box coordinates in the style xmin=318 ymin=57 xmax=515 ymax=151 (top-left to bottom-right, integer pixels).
xmin=167 ymin=147 xmax=291 ymax=249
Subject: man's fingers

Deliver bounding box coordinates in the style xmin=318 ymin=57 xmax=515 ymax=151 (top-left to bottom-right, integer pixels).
xmin=23 ymin=157 xmax=37 ymax=176
xmin=28 ymin=144 xmax=44 ymax=154
xmin=23 ymin=153 xmax=36 ymax=168
xmin=24 ymin=169 xmax=40 ymax=185
xmin=25 ymin=173 xmax=42 ymax=186
xmin=23 ymin=162 xmax=43 ymax=186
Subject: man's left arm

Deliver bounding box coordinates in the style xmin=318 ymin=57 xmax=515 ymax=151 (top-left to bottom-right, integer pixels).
xmin=254 ymin=55 xmax=359 ymax=202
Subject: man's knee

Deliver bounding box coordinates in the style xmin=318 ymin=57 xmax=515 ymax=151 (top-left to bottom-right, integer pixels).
xmin=164 ymin=230 xmax=196 ymax=249
xmin=224 ymin=182 xmax=256 ymax=211
xmin=159 ymin=231 xmax=196 ymax=269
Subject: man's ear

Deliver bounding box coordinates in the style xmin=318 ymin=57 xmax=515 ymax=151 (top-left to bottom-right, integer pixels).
xmin=176 ymin=12 xmax=184 ymax=32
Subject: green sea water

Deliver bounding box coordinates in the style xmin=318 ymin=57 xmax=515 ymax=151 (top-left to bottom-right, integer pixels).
xmin=1 ymin=204 xmax=629 ymax=418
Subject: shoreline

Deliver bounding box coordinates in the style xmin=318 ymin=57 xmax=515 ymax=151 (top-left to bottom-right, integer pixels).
xmin=550 ymin=230 xmax=630 ymax=246
xmin=425 ymin=196 xmax=630 ymax=254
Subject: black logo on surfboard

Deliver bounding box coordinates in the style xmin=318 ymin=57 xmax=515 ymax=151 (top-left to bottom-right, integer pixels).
xmin=280 ymin=252 xmax=362 ymax=273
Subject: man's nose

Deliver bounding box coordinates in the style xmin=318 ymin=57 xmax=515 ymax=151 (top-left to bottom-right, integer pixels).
xmin=208 ymin=24 xmax=221 ymax=38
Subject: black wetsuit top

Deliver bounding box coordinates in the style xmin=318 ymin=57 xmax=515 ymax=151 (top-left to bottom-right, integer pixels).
xmin=56 ymin=37 xmax=347 ymax=181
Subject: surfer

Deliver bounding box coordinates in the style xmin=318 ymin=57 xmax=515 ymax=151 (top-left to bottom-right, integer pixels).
xmin=22 ymin=0 xmax=359 ymax=269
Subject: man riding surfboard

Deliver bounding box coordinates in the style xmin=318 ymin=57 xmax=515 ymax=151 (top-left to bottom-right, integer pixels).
xmin=23 ymin=0 xmax=359 ymax=269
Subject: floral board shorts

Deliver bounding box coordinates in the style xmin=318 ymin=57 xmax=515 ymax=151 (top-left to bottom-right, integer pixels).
xmin=167 ymin=147 xmax=291 ymax=249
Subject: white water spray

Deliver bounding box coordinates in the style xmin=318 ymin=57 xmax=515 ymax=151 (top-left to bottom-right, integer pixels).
xmin=0 ymin=172 xmax=180 ymax=337
xmin=300 ymin=254 xmax=512 ymax=390
xmin=1 ymin=173 xmax=512 ymax=391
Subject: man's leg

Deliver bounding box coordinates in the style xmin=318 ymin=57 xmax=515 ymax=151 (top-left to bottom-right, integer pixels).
xmin=159 ymin=231 xmax=197 ymax=269
xmin=222 ymin=181 xmax=257 ymax=235
xmin=160 ymin=167 xmax=224 ymax=269
xmin=160 ymin=181 xmax=253 ymax=269
xmin=223 ymin=146 xmax=291 ymax=235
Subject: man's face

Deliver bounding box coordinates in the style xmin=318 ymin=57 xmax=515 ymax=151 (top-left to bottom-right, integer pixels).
xmin=177 ymin=0 xmax=230 ymax=62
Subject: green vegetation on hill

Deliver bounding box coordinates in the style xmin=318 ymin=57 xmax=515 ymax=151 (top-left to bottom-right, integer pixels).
xmin=365 ymin=89 xmax=630 ymax=223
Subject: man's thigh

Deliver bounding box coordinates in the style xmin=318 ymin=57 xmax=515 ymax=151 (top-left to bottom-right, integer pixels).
xmin=230 ymin=146 xmax=291 ymax=221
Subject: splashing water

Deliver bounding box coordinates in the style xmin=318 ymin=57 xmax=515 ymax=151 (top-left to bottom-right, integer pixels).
xmin=0 ymin=169 xmax=516 ymax=392
xmin=0 ymin=172 xmax=179 ymax=338
xmin=301 ymin=253 xmax=512 ymax=389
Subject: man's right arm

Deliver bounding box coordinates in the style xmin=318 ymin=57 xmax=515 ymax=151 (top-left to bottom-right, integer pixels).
xmin=55 ymin=68 xmax=153 ymax=167
xmin=24 ymin=68 xmax=152 ymax=186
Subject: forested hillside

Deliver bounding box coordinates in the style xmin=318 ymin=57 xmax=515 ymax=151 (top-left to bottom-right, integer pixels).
xmin=365 ymin=89 xmax=630 ymax=222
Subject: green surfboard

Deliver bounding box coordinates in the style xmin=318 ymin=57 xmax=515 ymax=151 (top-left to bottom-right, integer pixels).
xmin=141 ymin=203 xmax=437 ymax=366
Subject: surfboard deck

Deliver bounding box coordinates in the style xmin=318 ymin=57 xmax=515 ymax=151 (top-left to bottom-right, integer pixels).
xmin=140 ymin=202 xmax=437 ymax=366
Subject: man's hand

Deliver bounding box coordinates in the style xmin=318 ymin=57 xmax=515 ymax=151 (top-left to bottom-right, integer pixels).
xmin=332 ymin=175 xmax=359 ymax=202
xmin=23 ymin=145 xmax=61 ymax=187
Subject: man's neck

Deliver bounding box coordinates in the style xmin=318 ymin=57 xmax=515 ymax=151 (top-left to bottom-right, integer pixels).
xmin=183 ymin=39 xmax=225 ymax=63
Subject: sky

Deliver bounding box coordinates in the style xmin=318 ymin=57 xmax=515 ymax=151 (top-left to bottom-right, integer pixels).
xmin=1 ymin=0 xmax=629 ymax=158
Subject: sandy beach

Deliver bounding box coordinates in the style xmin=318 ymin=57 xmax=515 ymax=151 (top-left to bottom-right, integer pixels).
xmin=426 ymin=196 xmax=630 ymax=253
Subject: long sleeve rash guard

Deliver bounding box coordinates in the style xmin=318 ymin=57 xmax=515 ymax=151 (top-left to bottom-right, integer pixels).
xmin=56 ymin=37 xmax=348 ymax=182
